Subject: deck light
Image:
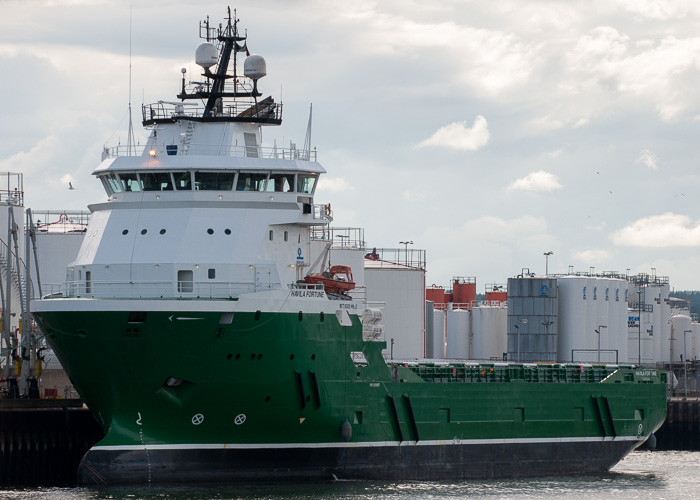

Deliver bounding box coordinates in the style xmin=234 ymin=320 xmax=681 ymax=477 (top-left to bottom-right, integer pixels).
xmin=149 ymin=149 xmax=157 ymax=157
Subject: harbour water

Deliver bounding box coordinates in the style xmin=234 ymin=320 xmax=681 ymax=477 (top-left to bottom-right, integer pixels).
xmin=0 ymin=450 xmax=697 ymax=500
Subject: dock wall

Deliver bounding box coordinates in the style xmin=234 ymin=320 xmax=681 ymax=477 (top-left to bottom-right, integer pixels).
xmin=0 ymin=402 xmax=102 ymax=486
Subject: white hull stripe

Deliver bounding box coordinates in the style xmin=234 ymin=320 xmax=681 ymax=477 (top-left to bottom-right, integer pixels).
xmin=93 ymin=435 xmax=643 ymax=451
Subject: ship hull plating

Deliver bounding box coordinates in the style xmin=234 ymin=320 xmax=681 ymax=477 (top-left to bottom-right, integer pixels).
xmin=78 ymin=439 xmax=644 ymax=485
xmin=32 ymin=305 xmax=667 ymax=486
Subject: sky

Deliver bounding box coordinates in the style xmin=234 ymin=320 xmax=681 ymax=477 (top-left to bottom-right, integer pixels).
xmin=3 ymin=0 xmax=700 ymax=291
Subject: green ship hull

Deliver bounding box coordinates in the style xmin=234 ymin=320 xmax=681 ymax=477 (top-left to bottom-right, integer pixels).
xmin=32 ymin=298 xmax=667 ymax=485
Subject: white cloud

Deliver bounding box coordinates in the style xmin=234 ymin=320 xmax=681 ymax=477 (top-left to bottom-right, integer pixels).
xmin=572 ymin=249 xmax=611 ymax=263
xmin=610 ymin=213 xmax=700 ymax=247
xmin=586 ymin=221 xmax=607 ymax=231
xmin=508 ymin=170 xmax=562 ymax=192
xmin=637 ymin=149 xmax=659 ymax=170
xmin=613 ymin=0 xmax=691 ymax=21
xmin=316 ymin=177 xmax=353 ymax=193
xmin=565 ymin=26 xmax=700 ymax=121
xmin=417 ymin=115 xmax=490 ymax=151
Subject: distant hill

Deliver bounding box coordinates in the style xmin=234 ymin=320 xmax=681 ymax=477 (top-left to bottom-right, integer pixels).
xmin=669 ymin=291 xmax=700 ymax=316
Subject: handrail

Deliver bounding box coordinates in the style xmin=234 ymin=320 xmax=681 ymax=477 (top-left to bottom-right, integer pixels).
xmin=40 ymin=279 xmax=276 ymax=300
xmin=102 ymin=143 xmax=317 ymax=161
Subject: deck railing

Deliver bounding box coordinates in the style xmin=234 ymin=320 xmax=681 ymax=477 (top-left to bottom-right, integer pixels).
xmin=399 ymin=362 xmax=661 ymax=384
xmin=41 ymin=280 xmax=269 ymax=300
xmin=102 ymin=143 xmax=317 ymax=161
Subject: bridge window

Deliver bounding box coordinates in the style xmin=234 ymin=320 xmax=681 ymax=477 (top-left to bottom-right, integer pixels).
xmin=142 ymin=172 xmax=174 ymax=191
xmin=118 ymin=173 xmax=142 ymax=192
xmin=195 ymin=171 xmax=234 ymax=190
xmin=99 ymin=173 xmax=122 ymax=194
xmin=173 ymin=171 xmax=192 ymax=190
xmin=297 ymin=174 xmax=317 ymax=194
xmin=237 ymin=172 xmax=267 ymax=191
xmin=268 ymin=173 xmax=293 ymax=192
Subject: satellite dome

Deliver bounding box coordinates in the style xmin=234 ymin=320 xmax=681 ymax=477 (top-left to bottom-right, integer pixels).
xmin=244 ymin=55 xmax=267 ymax=80
xmin=195 ymin=42 xmax=218 ymax=69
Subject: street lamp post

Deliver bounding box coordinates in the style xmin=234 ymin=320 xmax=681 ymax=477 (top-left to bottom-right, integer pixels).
xmin=399 ymin=241 xmax=413 ymax=266
xmin=543 ymin=251 xmax=553 ymax=276
xmin=513 ymin=319 xmax=528 ymax=362
xmin=595 ymin=325 xmax=607 ymax=363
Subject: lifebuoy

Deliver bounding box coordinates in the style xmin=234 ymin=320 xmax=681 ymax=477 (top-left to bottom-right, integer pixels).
xmin=325 ymin=204 xmax=331 ymax=216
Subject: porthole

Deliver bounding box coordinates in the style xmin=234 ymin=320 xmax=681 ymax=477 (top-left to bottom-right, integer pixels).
xmin=257 ymin=354 xmax=263 ymax=360
xmin=227 ymin=353 xmax=233 ymax=360
xmin=122 ymin=229 xmax=128 ymax=235
xmin=311 ymin=354 xmax=316 ymax=360
xmin=235 ymin=353 xmax=241 ymax=360
xmin=225 ymin=228 xmax=231 ymax=235
xmin=290 ymin=354 xmax=295 ymax=360
xmin=207 ymin=228 xmax=214 ymax=235
xmin=265 ymin=396 xmax=271 ymax=402
xmin=160 ymin=229 xmax=166 ymax=235
xmin=250 ymin=353 xmax=256 ymax=360
xmin=141 ymin=229 xmax=147 ymax=235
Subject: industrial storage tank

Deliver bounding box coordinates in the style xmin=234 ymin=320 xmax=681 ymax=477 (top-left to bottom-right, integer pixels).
xmin=627 ymin=275 xmax=671 ymax=364
xmin=429 ymin=306 xmax=446 ymax=358
xmin=557 ymin=275 xmax=627 ymax=363
xmin=472 ymin=303 xmax=508 ymax=360
xmin=365 ymin=263 xmax=425 ymax=359
xmin=556 ymin=276 xmax=588 ymax=362
xmin=446 ymin=308 xmax=469 ymax=358
xmin=452 ymin=276 xmax=476 ymax=307
xmin=507 ymin=276 xmax=558 ymax=362
xmin=426 ymin=285 xmax=447 ymax=305
xmin=627 ymin=280 xmax=652 ymax=364
xmin=670 ymin=313 xmax=692 ymax=364
xmin=485 ymin=283 xmax=507 ymax=303
xmin=611 ymin=278 xmax=629 ymax=363
xmin=655 ymin=282 xmax=671 ymax=363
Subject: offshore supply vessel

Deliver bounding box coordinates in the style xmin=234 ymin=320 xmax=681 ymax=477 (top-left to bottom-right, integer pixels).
xmin=31 ymin=10 xmax=667 ymax=485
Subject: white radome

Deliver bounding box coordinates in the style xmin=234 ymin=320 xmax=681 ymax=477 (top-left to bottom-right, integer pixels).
xmin=195 ymin=42 xmax=219 ymax=68
xmin=244 ymin=54 xmax=267 ymax=80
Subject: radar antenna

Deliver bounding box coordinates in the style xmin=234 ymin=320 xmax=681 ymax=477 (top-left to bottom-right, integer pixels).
xmin=302 ymin=104 xmax=313 ymax=161
xmin=126 ymin=6 xmax=136 ymax=155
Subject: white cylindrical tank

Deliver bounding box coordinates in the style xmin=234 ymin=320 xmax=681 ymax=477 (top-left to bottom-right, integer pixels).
xmin=365 ymin=266 xmax=425 ymax=359
xmin=432 ymin=309 xmax=446 ymax=359
xmin=615 ymin=279 xmax=629 ymax=363
xmin=471 ymin=304 xmax=507 ymax=360
xmin=556 ymin=276 xmax=588 ymax=362
xmin=671 ymin=313 xmax=692 ymax=364
xmin=558 ymin=276 xmax=628 ymax=364
xmin=446 ymin=309 xmax=469 ymax=359
xmin=658 ymin=283 xmax=671 ymax=363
